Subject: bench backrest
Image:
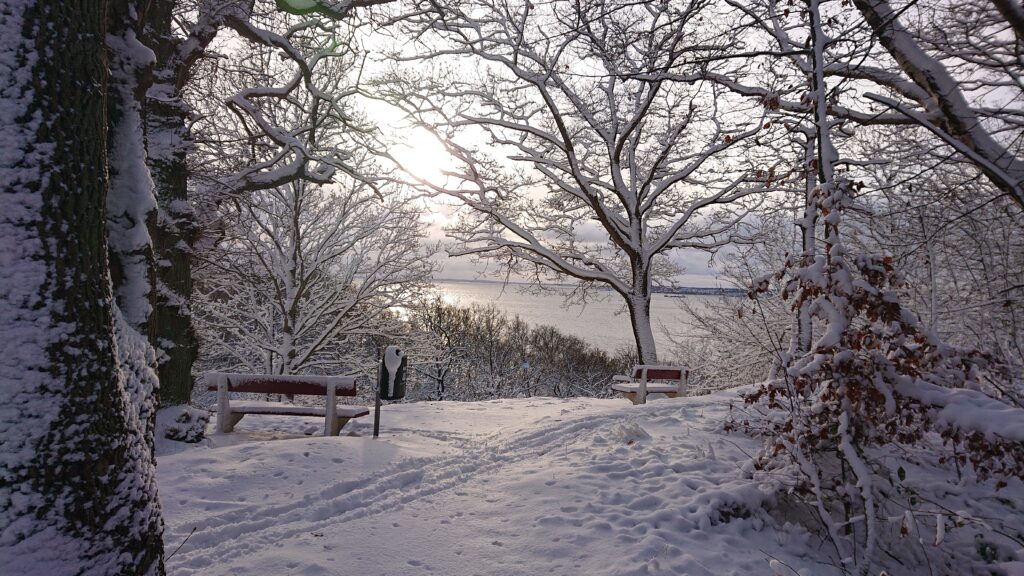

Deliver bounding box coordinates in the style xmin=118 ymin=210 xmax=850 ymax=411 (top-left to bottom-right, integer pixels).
xmin=632 ymin=365 xmax=687 ymax=380
xmin=205 ymin=373 xmax=357 ymax=396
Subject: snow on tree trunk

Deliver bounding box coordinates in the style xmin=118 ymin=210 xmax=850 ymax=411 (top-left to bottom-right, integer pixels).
xmin=0 ymin=1 xmax=165 ymax=572
xmin=107 ymin=17 xmax=157 ymax=333
xmin=627 ymin=291 xmax=658 ymax=365
xmin=107 ymin=0 xmax=164 ymax=446
xmin=794 ymin=132 xmax=818 ymax=356
xmin=145 ymin=0 xmax=201 ymax=407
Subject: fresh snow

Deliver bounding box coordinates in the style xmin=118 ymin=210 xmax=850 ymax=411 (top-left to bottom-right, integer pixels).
xmin=161 ymin=393 xmax=800 ymax=575
xmin=158 ymin=391 xmax=1024 ymax=575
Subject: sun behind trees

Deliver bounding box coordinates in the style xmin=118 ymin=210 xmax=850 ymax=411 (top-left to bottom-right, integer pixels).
xmin=372 ymin=0 xmax=768 ymax=364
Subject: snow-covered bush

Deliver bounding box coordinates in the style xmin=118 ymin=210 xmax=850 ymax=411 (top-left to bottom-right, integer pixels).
xmin=156 ymin=406 xmax=210 ymax=444
xmin=739 ymin=180 xmax=1024 ymax=574
xmin=406 ymin=299 xmax=626 ymax=400
xmin=722 ymin=1 xmax=1024 ymax=571
xmin=665 ymin=208 xmax=799 ymax=392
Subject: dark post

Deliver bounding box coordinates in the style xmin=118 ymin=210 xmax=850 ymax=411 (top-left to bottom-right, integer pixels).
xmin=373 ymin=345 xmax=406 ymax=438
xmin=373 ymin=385 xmax=382 ymax=438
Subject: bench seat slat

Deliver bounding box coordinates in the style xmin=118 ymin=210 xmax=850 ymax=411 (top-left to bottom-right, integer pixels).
xmin=205 ymin=373 xmax=357 ymax=396
xmin=631 ymin=368 xmax=686 ymax=380
xmin=233 ymin=405 xmax=324 ymax=416
xmin=611 ymin=382 xmax=682 ymax=394
xmin=226 ymin=401 xmax=368 ymax=418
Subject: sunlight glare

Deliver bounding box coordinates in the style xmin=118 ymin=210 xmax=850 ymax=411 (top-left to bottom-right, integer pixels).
xmin=390 ymin=128 xmax=455 ymax=186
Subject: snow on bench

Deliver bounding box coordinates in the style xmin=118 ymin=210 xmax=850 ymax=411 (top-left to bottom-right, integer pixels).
xmin=611 ymin=365 xmax=689 ymax=405
xmin=205 ymin=372 xmax=369 ymax=436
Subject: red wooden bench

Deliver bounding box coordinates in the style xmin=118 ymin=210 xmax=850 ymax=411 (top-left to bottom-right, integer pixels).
xmin=610 ymin=365 xmax=689 ymax=405
xmin=206 ymin=373 xmax=369 ymax=436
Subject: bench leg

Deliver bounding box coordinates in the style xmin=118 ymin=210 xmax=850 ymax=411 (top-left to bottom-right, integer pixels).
xmin=328 ymin=417 xmax=352 ymax=436
xmin=222 ymin=412 xmax=245 ymax=433
xmin=617 ymin=391 xmax=643 ymax=405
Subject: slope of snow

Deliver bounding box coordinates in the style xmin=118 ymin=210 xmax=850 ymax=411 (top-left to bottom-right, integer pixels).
xmin=157 ymin=392 xmax=1023 ymax=575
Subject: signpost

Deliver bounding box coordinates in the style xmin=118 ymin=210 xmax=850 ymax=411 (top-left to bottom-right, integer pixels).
xmin=374 ymin=345 xmax=407 ymax=438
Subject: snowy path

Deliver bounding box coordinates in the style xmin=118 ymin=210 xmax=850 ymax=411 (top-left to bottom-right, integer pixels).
xmin=158 ymin=395 xmax=831 ymax=576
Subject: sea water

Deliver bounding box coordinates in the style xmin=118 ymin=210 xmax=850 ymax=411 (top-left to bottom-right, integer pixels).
xmin=432 ymin=279 xmax=716 ymax=354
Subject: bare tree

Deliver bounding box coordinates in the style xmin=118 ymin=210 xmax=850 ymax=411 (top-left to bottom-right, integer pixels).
xmin=194 ymin=173 xmax=434 ymax=377
xmin=144 ymin=0 xmax=393 ymax=404
xmin=688 ymin=0 xmax=1023 ymax=210
xmin=376 ymin=0 xmax=769 ymax=363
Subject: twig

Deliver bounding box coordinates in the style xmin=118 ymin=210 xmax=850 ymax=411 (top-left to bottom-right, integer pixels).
xmin=760 ymin=550 xmax=802 ymax=575
xmin=167 ymin=527 xmax=197 ymax=561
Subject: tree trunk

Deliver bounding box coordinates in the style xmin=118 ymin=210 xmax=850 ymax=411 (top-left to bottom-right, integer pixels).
xmin=991 ymin=0 xmax=1024 ymax=42
xmin=151 ymin=206 xmax=199 ymax=405
xmin=107 ymin=0 xmax=162 ymax=446
xmin=0 ymin=1 xmax=165 ymax=572
xmin=145 ymin=0 xmax=200 ymax=406
xmin=795 ymin=132 xmax=817 ymax=355
xmin=627 ymin=289 xmax=659 ymax=364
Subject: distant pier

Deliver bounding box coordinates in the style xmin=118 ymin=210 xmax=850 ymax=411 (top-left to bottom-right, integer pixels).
xmin=656 ymin=286 xmax=746 ymax=297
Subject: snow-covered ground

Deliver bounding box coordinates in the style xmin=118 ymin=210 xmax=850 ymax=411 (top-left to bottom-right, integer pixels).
xmin=157 ymin=392 xmax=1024 ymax=576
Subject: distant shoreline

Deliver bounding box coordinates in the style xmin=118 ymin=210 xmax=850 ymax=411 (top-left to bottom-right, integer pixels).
xmin=433 ymin=277 xmax=746 ymax=297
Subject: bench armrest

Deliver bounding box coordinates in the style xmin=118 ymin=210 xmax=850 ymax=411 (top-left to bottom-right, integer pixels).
xmin=612 ymin=375 xmax=635 ymax=382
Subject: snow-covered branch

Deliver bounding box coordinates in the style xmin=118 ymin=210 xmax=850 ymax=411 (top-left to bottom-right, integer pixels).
xmin=374 ymin=0 xmax=766 ymax=361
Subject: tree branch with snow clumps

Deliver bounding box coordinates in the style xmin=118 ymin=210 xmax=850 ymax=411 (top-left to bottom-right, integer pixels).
xmin=737 ymin=1 xmax=1024 ymax=572
xmin=373 ymin=0 xmax=773 ymax=363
